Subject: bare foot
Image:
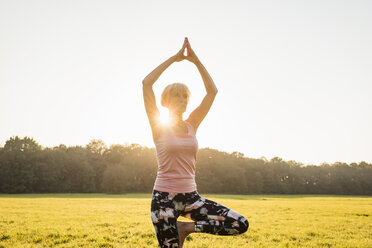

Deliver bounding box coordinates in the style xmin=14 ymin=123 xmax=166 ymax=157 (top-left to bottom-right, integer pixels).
xmin=177 ymin=221 xmax=194 ymax=248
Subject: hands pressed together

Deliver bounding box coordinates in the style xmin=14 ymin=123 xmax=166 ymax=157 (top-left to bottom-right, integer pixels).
xmin=174 ymin=37 xmax=199 ymax=64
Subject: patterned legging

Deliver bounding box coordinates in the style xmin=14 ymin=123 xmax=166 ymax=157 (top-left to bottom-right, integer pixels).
xmin=150 ymin=190 xmax=249 ymax=248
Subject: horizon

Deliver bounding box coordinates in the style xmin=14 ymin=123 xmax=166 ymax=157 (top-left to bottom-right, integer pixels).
xmin=1 ymin=135 xmax=370 ymax=166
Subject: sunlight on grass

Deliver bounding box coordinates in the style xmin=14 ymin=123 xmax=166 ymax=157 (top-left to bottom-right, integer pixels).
xmin=0 ymin=194 xmax=371 ymax=247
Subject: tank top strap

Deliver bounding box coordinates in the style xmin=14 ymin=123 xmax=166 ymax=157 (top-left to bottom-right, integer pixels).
xmin=184 ymin=120 xmax=195 ymax=136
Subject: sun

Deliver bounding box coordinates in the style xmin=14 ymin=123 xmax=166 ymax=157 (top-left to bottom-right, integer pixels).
xmin=159 ymin=109 xmax=169 ymax=124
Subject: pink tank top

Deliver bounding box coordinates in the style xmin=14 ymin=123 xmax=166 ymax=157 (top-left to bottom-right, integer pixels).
xmin=153 ymin=121 xmax=199 ymax=193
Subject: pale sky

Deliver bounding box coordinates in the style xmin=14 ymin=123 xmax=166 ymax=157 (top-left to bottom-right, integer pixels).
xmin=0 ymin=0 xmax=371 ymax=165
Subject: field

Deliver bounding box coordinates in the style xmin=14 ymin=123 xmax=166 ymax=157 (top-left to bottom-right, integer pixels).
xmin=0 ymin=194 xmax=371 ymax=248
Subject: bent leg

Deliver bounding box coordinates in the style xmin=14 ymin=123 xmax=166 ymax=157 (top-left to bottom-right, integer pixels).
xmin=182 ymin=194 xmax=249 ymax=235
xmin=151 ymin=190 xmax=180 ymax=248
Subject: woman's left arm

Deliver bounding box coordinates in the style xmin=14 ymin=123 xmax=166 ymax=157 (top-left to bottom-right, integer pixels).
xmin=185 ymin=38 xmax=218 ymax=133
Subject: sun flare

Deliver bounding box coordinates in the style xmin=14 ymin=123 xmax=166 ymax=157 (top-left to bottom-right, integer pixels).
xmin=159 ymin=110 xmax=169 ymax=124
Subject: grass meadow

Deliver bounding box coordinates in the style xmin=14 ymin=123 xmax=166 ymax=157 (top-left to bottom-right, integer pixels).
xmin=0 ymin=194 xmax=371 ymax=248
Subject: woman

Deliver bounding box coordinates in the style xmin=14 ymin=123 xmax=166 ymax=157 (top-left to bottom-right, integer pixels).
xmin=142 ymin=37 xmax=249 ymax=248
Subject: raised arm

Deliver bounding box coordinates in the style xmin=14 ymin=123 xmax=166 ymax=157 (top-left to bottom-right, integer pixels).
xmin=185 ymin=38 xmax=218 ymax=133
xmin=142 ymin=39 xmax=187 ymax=138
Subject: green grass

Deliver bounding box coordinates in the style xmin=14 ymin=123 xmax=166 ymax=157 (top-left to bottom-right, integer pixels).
xmin=0 ymin=194 xmax=371 ymax=247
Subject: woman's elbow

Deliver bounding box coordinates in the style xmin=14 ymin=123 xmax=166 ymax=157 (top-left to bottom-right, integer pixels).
xmin=210 ymin=88 xmax=218 ymax=95
xmin=142 ymin=79 xmax=152 ymax=87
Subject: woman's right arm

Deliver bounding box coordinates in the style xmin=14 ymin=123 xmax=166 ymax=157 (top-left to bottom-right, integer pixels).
xmin=142 ymin=56 xmax=176 ymax=128
xmin=142 ymin=39 xmax=187 ymax=134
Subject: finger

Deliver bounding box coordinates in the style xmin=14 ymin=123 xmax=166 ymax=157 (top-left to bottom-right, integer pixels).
xmin=186 ymin=40 xmax=191 ymax=48
xmin=185 ymin=37 xmax=191 ymax=46
xmin=186 ymin=44 xmax=192 ymax=54
xmin=180 ymin=46 xmax=186 ymax=53
xmin=181 ymin=44 xmax=186 ymax=51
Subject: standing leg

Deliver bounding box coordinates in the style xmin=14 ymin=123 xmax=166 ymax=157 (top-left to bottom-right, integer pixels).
xmin=182 ymin=193 xmax=249 ymax=235
xmin=176 ymin=221 xmax=195 ymax=248
xmin=151 ymin=190 xmax=181 ymax=248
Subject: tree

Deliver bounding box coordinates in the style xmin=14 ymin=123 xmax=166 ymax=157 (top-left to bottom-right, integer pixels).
xmin=86 ymin=139 xmax=107 ymax=155
xmin=101 ymin=163 xmax=134 ymax=194
xmin=4 ymin=136 xmax=41 ymax=152
xmin=0 ymin=136 xmax=371 ymax=195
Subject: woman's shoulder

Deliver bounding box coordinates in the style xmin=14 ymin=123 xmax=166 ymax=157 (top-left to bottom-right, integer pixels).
xmin=152 ymin=123 xmax=170 ymax=142
xmin=184 ymin=119 xmax=197 ymax=135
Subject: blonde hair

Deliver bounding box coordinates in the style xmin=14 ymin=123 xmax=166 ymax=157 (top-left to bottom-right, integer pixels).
xmin=161 ymin=83 xmax=191 ymax=107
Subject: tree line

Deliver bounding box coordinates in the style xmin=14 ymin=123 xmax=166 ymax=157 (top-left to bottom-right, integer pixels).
xmin=0 ymin=136 xmax=371 ymax=195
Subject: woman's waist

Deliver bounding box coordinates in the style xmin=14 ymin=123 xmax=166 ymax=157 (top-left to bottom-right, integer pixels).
xmin=155 ymin=175 xmax=196 ymax=181
xmin=156 ymin=162 xmax=196 ymax=177
xmin=154 ymin=177 xmax=197 ymax=193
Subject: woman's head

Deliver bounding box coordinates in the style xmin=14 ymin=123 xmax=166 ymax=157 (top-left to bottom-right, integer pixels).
xmin=161 ymin=83 xmax=191 ymax=113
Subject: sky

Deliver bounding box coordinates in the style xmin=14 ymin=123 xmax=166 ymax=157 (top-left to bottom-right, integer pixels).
xmin=0 ymin=0 xmax=371 ymax=165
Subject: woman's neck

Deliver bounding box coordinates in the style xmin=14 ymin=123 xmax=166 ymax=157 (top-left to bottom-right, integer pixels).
xmin=169 ymin=111 xmax=183 ymax=126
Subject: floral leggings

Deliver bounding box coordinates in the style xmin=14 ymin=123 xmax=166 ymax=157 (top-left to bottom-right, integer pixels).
xmin=150 ymin=189 xmax=249 ymax=248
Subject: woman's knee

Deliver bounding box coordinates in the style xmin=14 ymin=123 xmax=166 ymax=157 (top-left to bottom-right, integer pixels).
xmin=238 ymin=217 xmax=249 ymax=234
xmin=226 ymin=209 xmax=249 ymax=234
